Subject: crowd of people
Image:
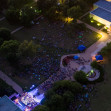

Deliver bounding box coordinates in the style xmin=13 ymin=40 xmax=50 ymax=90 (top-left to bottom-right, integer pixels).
xmin=38 ymin=68 xmax=69 ymax=91
xmin=25 ymin=56 xmax=60 ymax=80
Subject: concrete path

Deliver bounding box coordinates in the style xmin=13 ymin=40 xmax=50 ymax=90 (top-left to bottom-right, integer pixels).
xmin=11 ymin=26 xmax=24 ymax=34
xmin=0 ymin=71 xmax=23 ymax=95
xmin=0 ymin=17 xmax=5 ymax=21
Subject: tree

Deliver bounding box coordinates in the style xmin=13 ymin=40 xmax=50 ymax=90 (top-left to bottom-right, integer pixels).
xmin=33 ymin=105 xmax=49 ymax=111
xmin=45 ymin=6 xmax=60 ymax=21
xmin=9 ymin=0 xmax=32 ymax=9
xmin=20 ymin=6 xmax=40 ymax=26
xmin=18 ymin=40 xmax=41 ymax=58
xmin=0 ymin=28 xmax=11 ymax=41
xmin=37 ymin=0 xmax=57 ymax=12
xmin=100 ymin=42 xmax=111 ymax=56
xmin=6 ymin=7 xmax=20 ymax=23
xmin=63 ymin=91 xmax=74 ymax=104
xmin=49 ymin=94 xmax=62 ymax=106
xmin=0 ymin=40 xmax=20 ymax=56
xmin=67 ymin=6 xmax=82 ymax=19
xmin=0 ymin=0 xmax=9 ymax=11
xmin=46 ymin=94 xmax=63 ymax=111
xmin=84 ymin=0 xmax=98 ymax=6
xmin=42 ymin=80 xmax=82 ymax=111
xmin=74 ymin=71 xmax=88 ymax=84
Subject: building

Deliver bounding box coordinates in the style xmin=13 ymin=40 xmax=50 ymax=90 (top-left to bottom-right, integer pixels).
xmin=0 ymin=95 xmax=22 ymax=111
xmin=90 ymin=0 xmax=111 ymax=28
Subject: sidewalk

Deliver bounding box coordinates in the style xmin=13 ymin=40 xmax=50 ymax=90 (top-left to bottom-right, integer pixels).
xmin=0 ymin=71 xmax=23 ymax=95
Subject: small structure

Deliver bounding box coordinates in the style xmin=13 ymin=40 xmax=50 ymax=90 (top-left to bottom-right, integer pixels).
xmin=14 ymin=88 xmax=44 ymax=111
xmin=73 ymin=55 xmax=79 ymax=60
xmin=95 ymin=55 xmax=103 ymax=62
xmin=78 ymin=45 xmax=86 ymax=51
xmin=0 ymin=95 xmax=22 ymax=111
xmin=78 ymin=65 xmax=100 ymax=81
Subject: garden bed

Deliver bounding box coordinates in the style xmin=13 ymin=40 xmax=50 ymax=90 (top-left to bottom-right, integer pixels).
xmin=81 ymin=14 xmax=105 ymax=30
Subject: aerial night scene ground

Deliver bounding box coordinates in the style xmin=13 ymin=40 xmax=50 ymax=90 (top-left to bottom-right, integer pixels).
xmin=0 ymin=0 xmax=111 ymax=111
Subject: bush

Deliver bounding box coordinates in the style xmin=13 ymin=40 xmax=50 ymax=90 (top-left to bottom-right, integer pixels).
xmin=74 ymin=71 xmax=88 ymax=84
xmin=33 ymin=105 xmax=49 ymax=111
xmin=6 ymin=7 xmax=20 ymax=23
xmin=0 ymin=28 xmax=11 ymax=41
xmin=6 ymin=53 xmax=19 ymax=65
xmin=0 ymin=38 xmax=3 ymax=46
xmin=100 ymin=42 xmax=111 ymax=56
xmin=0 ymin=40 xmax=20 ymax=56
xmin=91 ymin=61 xmax=104 ymax=82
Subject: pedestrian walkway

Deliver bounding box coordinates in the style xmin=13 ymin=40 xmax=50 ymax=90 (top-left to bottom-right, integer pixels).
xmin=0 ymin=17 xmax=5 ymax=21
xmin=0 ymin=71 xmax=23 ymax=95
xmin=11 ymin=26 xmax=24 ymax=34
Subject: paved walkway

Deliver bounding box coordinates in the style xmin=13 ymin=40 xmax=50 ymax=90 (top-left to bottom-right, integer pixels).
xmin=0 ymin=71 xmax=23 ymax=95
xmin=11 ymin=26 xmax=24 ymax=34
xmin=0 ymin=17 xmax=5 ymax=21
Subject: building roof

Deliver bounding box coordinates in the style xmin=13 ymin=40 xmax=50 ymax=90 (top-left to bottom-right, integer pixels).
xmin=91 ymin=7 xmax=111 ymax=22
xmin=0 ymin=95 xmax=22 ymax=111
xmin=94 ymin=0 xmax=111 ymax=12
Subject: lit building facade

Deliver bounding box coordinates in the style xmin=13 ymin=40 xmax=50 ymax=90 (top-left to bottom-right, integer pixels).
xmin=90 ymin=0 xmax=111 ymax=28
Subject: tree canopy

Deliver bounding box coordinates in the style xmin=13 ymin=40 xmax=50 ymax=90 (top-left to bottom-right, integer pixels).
xmin=0 ymin=40 xmax=20 ymax=56
xmin=33 ymin=105 xmax=49 ymax=111
xmin=74 ymin=71 xmax=88 ymax=84
xmin=39 ymin=80 xmax=83 ymax=111
xmin=18 ymin=40 xmax=41 ymax=58
xmin=0 ymin=28 xmax=11 ymax=41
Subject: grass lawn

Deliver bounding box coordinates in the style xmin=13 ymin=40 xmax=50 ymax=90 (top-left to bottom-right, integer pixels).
xmin=90 ymin=56 xmax=111 ymax=111
xmin=81 ymin=14 xmax=105 ymax=30
xmin=0 ymin=19 xmax=20 ymax=31
xmin=0 ymin=13 xmax=4 ymax=18
xmin=13 ymin=19 xmax=100 ymax=50
xmin=0 ymin=78 xmax=15 ymax=96
xmin=11 ymin=74 xmax=46 ymax=91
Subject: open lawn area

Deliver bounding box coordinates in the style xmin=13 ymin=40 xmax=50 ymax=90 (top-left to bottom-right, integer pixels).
xmin=13 ymin=18 xmax=100 ymax=50
xmin=0 ymin=19 xmax=20 ymax=31
xmin=11 ymin=74 xmax=46 ymax=91
xmin=90 ymin=56 xmax=111 ymax=111
xmin=0 ymin=14 xmax=4 ymax=18
xmin=81 ymin=14 xmax=105 ymax=30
